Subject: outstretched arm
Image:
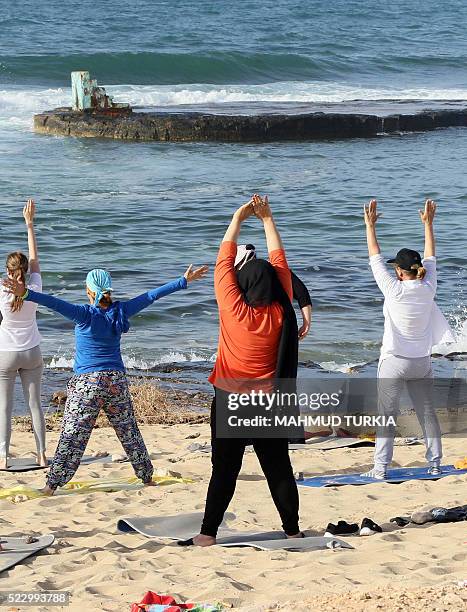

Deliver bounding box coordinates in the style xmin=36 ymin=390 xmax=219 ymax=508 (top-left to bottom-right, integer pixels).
xmin=364 ymin=199 xmax=382 ymax=257
xmin=123 ymin=265 xmax=208 ymax=318
xmin=419 ymin=199 xmax=436 ymax=258
xmin=1 ymin=278 xmax=89 ymax=325
xmin=23 ymin=199 xmax=40 ymax=274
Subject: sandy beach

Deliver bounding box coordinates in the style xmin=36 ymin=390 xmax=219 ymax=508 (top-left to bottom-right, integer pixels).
xmin=1 ymin=420 xmax=466 ymax=611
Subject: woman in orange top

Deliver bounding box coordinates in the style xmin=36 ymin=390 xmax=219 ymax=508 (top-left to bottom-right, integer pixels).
xmin=179 ymin=194 xmax=302 ymax=547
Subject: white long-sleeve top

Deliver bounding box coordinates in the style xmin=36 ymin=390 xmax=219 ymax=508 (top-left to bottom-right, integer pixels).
xmin=369 ymin=255 xmax=455 ymax=359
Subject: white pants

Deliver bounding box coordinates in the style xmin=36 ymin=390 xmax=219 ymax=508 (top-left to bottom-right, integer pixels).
xmin=374 ymin=354 xmax=442 ymax=470
xmin=0 ymin=346 xmax=45 ymax=458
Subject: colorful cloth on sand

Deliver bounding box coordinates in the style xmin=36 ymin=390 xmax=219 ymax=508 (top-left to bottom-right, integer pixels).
xmin=454 ymin=456 xmax=467 ymax=469
xmin=130 ymin=592 xmax=223 ymax=612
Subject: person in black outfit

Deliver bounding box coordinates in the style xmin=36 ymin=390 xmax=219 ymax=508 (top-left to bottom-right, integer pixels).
xmin=179 ymin=195 xmax=303 ymax=547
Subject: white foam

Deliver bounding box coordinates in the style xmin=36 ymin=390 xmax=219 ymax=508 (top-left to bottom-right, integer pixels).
xmin=2 ymin=82 xmax=467 ymax=131
xmin=110 ymin=83 xmax=467 ymax=107
xmin=46 ymin=350 xmax=216 ymax=371
xmin=47 ymin=356 xmax=74 ymax=369
xmin=434 ymin=313 xmax=467 ymax=356
xmin=318 ymin=361 xmax=368 ymax=373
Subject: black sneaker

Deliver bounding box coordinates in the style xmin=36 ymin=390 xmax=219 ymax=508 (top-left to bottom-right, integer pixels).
xmin=324 ymin=521 xmax=359 ymax=537
xmin=324 ymin=522 xmax=337 ymax=537
xmin=360 ymin=517 xmax=383 ymax=536
xmin=390 ymin=516 xmax=410 ymax=527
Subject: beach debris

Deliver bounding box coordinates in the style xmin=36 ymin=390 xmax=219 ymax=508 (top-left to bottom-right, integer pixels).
xmin=154 ymin=467 xmax=183 ymax=479
xmin=91 ymin=450 xmax=109 ymax=458
xmin=188 ymin=442 xmax=211 ymax=453
xmin=71 ymin=71 xmax=131 ymax=115
xmin=51 ymin=390 xmax=67 ymax=406
xmin=185 ymin=432 xmax=201 ymax=439
xmin=111 ymin=453 xmax=127 ymax=462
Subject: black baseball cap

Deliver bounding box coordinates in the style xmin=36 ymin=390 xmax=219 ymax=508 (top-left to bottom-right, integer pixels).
xmin=387 ymin=248 xmax=422 ymax=271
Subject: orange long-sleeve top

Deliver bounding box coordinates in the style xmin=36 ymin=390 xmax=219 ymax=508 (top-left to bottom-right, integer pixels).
xmin=208 ymin=241 xmax=293 ymax=391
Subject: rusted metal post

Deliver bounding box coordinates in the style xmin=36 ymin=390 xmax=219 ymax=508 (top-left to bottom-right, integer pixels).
xmin=71 ymin=71 xmax=93 ymax=110
xmin=70 ymin=71 xmax=131 ymax=115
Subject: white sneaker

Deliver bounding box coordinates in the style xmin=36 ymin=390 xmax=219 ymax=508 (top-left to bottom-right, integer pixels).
xmin=427 ymin=465 xmax=442 ymax=476
xmin=361 ymin=468 xmax=387 ymax=480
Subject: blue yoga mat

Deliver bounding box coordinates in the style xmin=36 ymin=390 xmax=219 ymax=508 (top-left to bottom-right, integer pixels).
xmin=298 ymin=465 xmax=467 ymax=488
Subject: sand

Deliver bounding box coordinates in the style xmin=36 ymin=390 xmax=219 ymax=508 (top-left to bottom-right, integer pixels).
xmin=1 ymin=425 xmax=466 ymax=611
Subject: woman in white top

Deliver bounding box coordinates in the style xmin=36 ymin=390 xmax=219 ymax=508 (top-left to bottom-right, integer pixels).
xmin=0 ymin=200 xmax=47 ymax=469
xmin=363 ymin=199 xmax=455 ymax=479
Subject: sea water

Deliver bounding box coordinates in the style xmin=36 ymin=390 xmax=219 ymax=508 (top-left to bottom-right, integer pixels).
xmin=0 ymin=0 xmax=465 ymax=409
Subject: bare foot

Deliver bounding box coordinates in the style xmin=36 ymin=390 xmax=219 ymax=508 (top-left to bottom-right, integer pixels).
xmin=192 ymin=534 xmax=216 ymax=547
xmin=0 ymin=457 xmax=8 ymax=470
xmin=304 ymin=429 xmax=332 ymax=439
xmin=37 ymin=452 xmax=48 ymax=467
xmin=40 ymin=485 xmax=55 ymax=496
xmin=286 ymin=532 xmax=304 ymax=539
xmin=144 ymin=480 xmax=157 ymax=487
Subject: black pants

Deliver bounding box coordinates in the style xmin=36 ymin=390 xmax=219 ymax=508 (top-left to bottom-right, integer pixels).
xmin=200 ymin=388 xmax=300 ymax=538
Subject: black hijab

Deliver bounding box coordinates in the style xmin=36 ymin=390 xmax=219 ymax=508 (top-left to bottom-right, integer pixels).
xmin=236 ymin=258 xmax=298 ymax=381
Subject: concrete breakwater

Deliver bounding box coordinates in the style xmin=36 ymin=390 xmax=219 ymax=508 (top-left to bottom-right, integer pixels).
xmin=33 ymin=107 xmax=467 ymax=142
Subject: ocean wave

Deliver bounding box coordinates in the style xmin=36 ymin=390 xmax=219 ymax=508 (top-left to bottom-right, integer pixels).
xmin=2 ymin=49 xmax=467 ymax=87
xmin=0 ymin=51 xmax=334 ymax=86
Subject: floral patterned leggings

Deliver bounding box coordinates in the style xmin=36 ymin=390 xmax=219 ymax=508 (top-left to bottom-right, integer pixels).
xmin=47 ymin=370 xmax=154 ymax=490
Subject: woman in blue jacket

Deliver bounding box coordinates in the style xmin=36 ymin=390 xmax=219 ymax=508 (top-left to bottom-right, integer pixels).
xmin=3 ymin=265 xmax=207 ymax=495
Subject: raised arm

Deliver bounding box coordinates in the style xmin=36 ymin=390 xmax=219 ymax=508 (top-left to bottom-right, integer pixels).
xmin=214 ymin=201 xmax=256 ymax=314
xmin=252 ymin=195 xmax=292 ymax=299
xmin=419 ymin=199 xmax=436 ymax=258
xmin=252 ymin=194 xmax=284 ymax=253
xmin=1 ymin=277 xmax=89 ymax=325
xmin=221 ymin=199 xmax=254 ymax=244
xmin=364 ymin=199 xmax=382 ymax=257
xmin=122 ymin=265 xmax=208 ymax=318
xmin=23 ymin=199 xmax=40 ymax=274
xmin=363 ymin=200 xmax=400 ymax=297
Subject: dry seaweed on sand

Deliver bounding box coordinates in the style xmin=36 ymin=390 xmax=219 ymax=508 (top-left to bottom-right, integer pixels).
xmin=13 ymin=379 xmax=210 ymax=432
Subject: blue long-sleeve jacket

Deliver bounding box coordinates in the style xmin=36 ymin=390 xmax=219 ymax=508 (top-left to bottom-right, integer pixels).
xmin=26 ymin=276 xmax=187 ymax=374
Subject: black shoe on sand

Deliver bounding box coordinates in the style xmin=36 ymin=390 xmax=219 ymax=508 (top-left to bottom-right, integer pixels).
xmin=360 ymin=518 xmax=383 ymax=536
xmin=324 ymin=521 xmax=359 ymax=537
xmin=390 ymin=516 xmax=410 ymax=527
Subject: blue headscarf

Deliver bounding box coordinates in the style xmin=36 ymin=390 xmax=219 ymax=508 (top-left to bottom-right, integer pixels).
xmin=86 ymin=269 xmax=113 ymax=307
